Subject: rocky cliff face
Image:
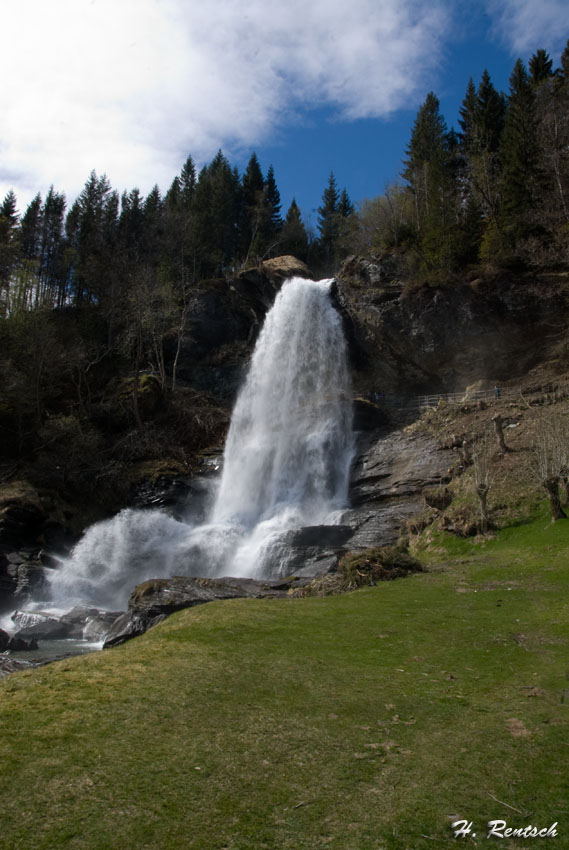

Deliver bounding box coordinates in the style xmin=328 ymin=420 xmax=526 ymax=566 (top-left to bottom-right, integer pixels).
xmin=334 ymin=256 xmax=569 ymax=397
xmin=171 ymin=255 xmax=313 ymax=398
xmin=174 ymin=252 xmax=569 ymax=403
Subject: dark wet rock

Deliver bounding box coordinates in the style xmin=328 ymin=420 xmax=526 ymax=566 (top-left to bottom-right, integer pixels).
xmin=60 ymin=606 xmax=124 ymax=640
xmin=260 ymin=525 xmax=354 ymax=579
xmin=130 ymin=575 xmax=292 ymax=617
xmin=10 ymin=609 xmax=55 ymax=631
xmin=0 ymin=628 xmax=38 ymax=651
xmin=103 ymin=611 xmax=168 ymax=648
xmin=0 ymin=655 xmax=34 ymax=678
xmin=352 ymin=398 xmax=390 ymax=431
xmin=132 ymin=475 xmax=193 ymax=510
xmin=132 ymin=473 xmax=216 ymax=524
xmin=0 ymin=553 xmax=17 ymax=606
xmin=6 ymin=559 xmax=48 ymax=602
xmin=82 ymin=610 xmax=125 ymax=641
xmin=39 ymin=549 xmax=64 ymax=568
xmin=285 ymin=525 xmax=353 ymax=548
xmin=103 ymin=575 xmax=307 ymax=648
xmin=10 ymin=606 xmax=123 ymax=643
xmin=14 ymin=617 xmax=73 ymax=641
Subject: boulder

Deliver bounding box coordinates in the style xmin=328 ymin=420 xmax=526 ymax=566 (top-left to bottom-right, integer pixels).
xmin=0 ymin=627 xmax=38 ymax=651
xmin=0 ymin=656 xmax=34 ymax=678
xmin=14 ymin=617 xmax=73 ymax=641
xmin=103 ymin=575 xmax=306 ymax=648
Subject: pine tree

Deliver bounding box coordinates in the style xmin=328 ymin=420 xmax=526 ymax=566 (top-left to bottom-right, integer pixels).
xmin=338 ymin=188 xmax=354 ymax=219
xmin=529 ymin=49 xmax=553 ymax=85
xmin=239 ymin=152 xmax=265 ymax=261
xmin=458 ymin=77 xmax=478 ymax=155
xmin=66 ymin=171 xmax=118 ymax=305
xmin=476 ymin=70 xmax=506 ymax=154
xmin=180 ymin=155 xmax=196 ymax=207
xmin=40 ymin=187 xmax=66 ymax=307
xmin=20 ymin=194 xmax=43 ymax=261
xmin=401 ymin=93 xmax=458 ymax=270
xmin=191 ymin=150 xmax=241 ymax=276
xmin=0 ymin=191 xmax=19 ymax=314
xmin=317 ymin=172 xmax=340 ymax=262
xmin=264 ymin=165 xmax=283 ymax=238
xmin=501 ymin=59 xmax=541 ymax=229
xmin=142 ymin=185 xmax=164 ymax=263
xmin=280 ymin=199 xmax=309 ymax=261
xmin=401 ymin=93 xmax=450 ymax=229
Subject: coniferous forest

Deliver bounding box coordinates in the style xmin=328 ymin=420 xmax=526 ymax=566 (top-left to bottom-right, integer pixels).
xmin=1 ymin=40 xmax=569 ymax=510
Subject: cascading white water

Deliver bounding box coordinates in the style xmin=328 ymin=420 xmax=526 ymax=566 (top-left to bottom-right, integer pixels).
xmin=47 ymin=277 xmax=353 ymax=608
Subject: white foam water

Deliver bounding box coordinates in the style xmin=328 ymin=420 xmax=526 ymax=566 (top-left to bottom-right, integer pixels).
xmin=47 ymin=277 xmax=354 ymax=609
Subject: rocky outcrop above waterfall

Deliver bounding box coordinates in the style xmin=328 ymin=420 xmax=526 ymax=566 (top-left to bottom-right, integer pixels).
xmin=335 ymin=256 xmax=569 ymax=396
xmin=171 ymin=256 xmax=313 ymax=397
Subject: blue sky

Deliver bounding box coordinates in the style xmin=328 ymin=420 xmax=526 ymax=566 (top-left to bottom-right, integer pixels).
xmin=2 ymin=1 xmax=568 ymax=227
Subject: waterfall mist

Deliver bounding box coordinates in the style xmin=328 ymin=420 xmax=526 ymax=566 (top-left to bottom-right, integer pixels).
xmin=47 ymin=277 xmax=354 ymax=609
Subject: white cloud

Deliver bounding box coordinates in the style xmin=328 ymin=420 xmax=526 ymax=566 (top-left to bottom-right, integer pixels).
xmin=485 ymin=0 xmax=568 ymax=58
xmin=1 ymin=0 xmax=451 ymax=209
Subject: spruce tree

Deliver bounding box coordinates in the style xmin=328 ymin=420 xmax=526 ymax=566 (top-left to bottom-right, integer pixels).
xmin=281 ymin=199 xmax=309 ymax=261
xmin=529 ymin=49 xmax=553 ymax=85
xmin=264 ymin=165 xmax=283 ymax=236
xmin=239 ymin=152 xmax=265 ymax=261
xmin=458 ymin=77 xmax=478 ymax=155
xmin=476 ymin=70 xmax=506 ymax=153
xmin=402 ymin=93 xmax=457 ymax=270
xmin=501 ymin=58 xmax=541 ymax=229
xmin=317 ymin=172 xmax=340 ymax=259
xmin=20 ymin=194 xmax=43 ymax=261
xmin=338 ymin=188 xmax=354 ymax=219
xmin=0 ymin=191 xmax=19 ymax=314
xmin=39 ymin=187 xmax=66 ymax=307
xmin=180 ymin=155 xmax=196 ymax=207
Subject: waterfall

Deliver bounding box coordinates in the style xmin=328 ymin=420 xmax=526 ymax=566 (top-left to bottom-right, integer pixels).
xmin=47 ymin=277 xmax=353 ymax=608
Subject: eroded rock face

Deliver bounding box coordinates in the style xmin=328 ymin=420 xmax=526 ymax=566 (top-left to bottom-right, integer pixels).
xmin=342 ymin=430 xmax=454 ymax=548
xmin=335 ymin=256 xmax=569 ymax=396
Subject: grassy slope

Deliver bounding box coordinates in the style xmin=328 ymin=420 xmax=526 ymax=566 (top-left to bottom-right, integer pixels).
xmin=1 ymin=506 xmax=568 ymax=850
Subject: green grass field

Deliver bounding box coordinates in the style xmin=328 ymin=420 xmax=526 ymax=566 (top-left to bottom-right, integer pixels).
xmin=1 ymin=504 xmax=568 ymax=850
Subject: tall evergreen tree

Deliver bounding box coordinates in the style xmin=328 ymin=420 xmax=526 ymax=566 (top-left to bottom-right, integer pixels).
xmin=40 ymin=187 xmax=66 ymax=307
xmin=191 ymin=150 xmax=240 ymax=276
xmin=501 ymin=58 xmax=541 ymax=228
xmin=458 ymin=77 xmax=478 ymax=155
xmin=66 ymin=171 xmax=118 ymax=305
xmin=239 ymin=152 xmax=265 ymax=261
xmin=476 ymin=70 xmax=506 ymax=154
xmin=0 ymin=191 xmax=19 ymax=314
xmin=338 ymin=188 xmax=354 ymax=219
xmin=529 ymin=49 xmax=553 ymax=85
xmin=264 ymin=165 xmax=283 ymax=238
xmin=20 ymin=194 xmax=43 ymax=262
xmin=402 ymin=93 xmax=458 ymax=269
xmin=281 ymin=199 xmax=309 ymax=261
xmin=180 ymin=155 xmax=196 ymax=207
xmin=317 ymin=172 xmax=340 ymax=258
